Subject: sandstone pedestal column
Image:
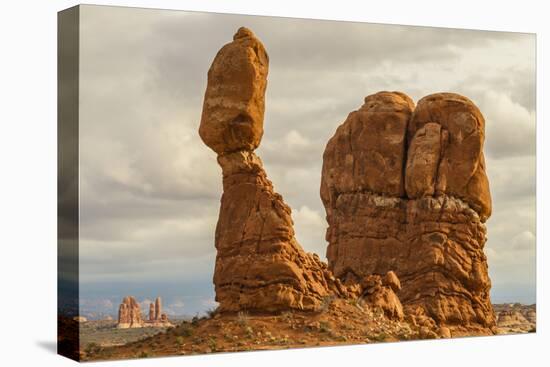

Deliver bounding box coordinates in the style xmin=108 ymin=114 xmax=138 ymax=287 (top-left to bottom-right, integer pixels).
xmin=200 ymin=27 xmax=344 ymax=313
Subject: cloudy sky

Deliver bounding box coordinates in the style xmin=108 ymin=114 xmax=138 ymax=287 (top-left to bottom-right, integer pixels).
xmin=77 ymin=5 xmax=536 ymax=317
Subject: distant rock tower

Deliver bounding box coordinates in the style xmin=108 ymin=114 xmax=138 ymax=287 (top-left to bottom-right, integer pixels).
xmin=148 ymin=302 xmax=155 ymax=321
xmin=117 ymin=296 xmax=143 ymax=329
xmin=154 ymin=297 xmax=162 ymax=320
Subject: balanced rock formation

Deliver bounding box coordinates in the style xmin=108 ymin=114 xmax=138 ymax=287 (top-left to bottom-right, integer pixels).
xmin=321 ymin=91 xmax=495 ymax=334
xmin=200 ymin=27 xmax=346 ymax=313
xmin=199 ymin=27 xmax=268 ymax=155
xmin=117 ymin=296 xmax=143 ymax=329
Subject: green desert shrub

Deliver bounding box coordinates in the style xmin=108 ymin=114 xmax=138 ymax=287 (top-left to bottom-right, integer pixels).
xmin=206 ymin=307 xmax=218 ymax=318
xmin=84 ymin=342 xmax=101 ymax=355
xmin=319 ymin=321 xmax=331 ymax=333
xmin=237 ymin=311 xmax=249 ymax=327
xmin=175 ymin=325 xmax=193 ymax=337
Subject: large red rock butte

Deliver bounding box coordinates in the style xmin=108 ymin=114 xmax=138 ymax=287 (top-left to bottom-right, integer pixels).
xmin=321 ymin=91 xmax=495 ymax=335
xmin=200 ymin=27 xmax=347 ymax=313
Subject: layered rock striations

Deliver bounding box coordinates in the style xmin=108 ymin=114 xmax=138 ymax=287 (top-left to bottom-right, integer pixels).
xmin=321 ymin=91 xmax=495 ymax=334
xmin=200 ymin=27 xmax=346 ymax=313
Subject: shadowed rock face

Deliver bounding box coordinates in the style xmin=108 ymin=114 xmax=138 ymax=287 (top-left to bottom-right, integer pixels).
xmin=201 ymin=28 xmax=346 ymax=313
xmin=321 ymin=91 xmax=495 ymax=334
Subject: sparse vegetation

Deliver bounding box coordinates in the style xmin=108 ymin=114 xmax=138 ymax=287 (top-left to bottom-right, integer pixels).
xmin=237 ymin=311 xmax=249 ymax=327
xmin=208 ymin=336 xmax=218 ymax=352
xmin=84 ymin=342 xmax=101 ymax=355
xmin=175 ymin=324 xmax=193 ymax=337
xmin=191 ymin=314 xmax=200 ymax=326
xmin=349 ymin=296 xmax=365 ymax=310
xmin=81 ymin=298 xmax=432 ymax=361
xmin=371 ymin=332 xmax=388 ymax=342
xmin=319 ymin=321 xmax=331 ymax=333
xmin=206 ymin=307 xmax=218 ymax=318
xmin=137 ymin=351 xmax=150 ymax=358
xmin=319 ymin=295 xmax=335 ymax=313
xmin=281 ymin=311 xmax=293 ymax=322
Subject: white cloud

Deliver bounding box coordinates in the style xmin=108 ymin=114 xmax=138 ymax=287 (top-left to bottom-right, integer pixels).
xmin=164 ymin=298 xmax=186 ymax=315
xmin=292 ymin=206 xmax=328 ymax=258
xmin=512 ymin=231 xmax=536 ymax=251
xmin=480 ymin=91 xmax=536 ymax=159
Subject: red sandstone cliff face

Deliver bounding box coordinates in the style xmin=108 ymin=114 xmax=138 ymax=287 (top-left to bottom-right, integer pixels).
xmin=321 ymin=92 xmax=495 ymax=334
xmin=200 ymin=27 xmax=346 ymax=313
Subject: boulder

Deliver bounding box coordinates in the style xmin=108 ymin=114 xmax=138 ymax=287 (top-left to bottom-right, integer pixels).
xmin=321 ymin=91 xmax=413 ymax=203
xmin=361 ymin=272 xmax=404 ymax=320
xmin=199 ymin=27 xmax=269 ymax=155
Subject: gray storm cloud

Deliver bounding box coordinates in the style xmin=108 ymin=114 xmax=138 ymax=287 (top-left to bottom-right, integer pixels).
xmin=77 ymin=5 xmax=536 ymax=315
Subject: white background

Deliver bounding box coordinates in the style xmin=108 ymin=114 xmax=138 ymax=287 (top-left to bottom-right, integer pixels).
xmin=0 ymin=0 xmax=547 ymax=366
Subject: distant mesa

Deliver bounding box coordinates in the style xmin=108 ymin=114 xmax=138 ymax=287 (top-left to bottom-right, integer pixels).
xmin=494 ymin=303 xmax=536 ymax=333
xmin=117 ymin=296 xmax=173 ymax=329
xmin=72 ymin=316 xmax=87 ymax=323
